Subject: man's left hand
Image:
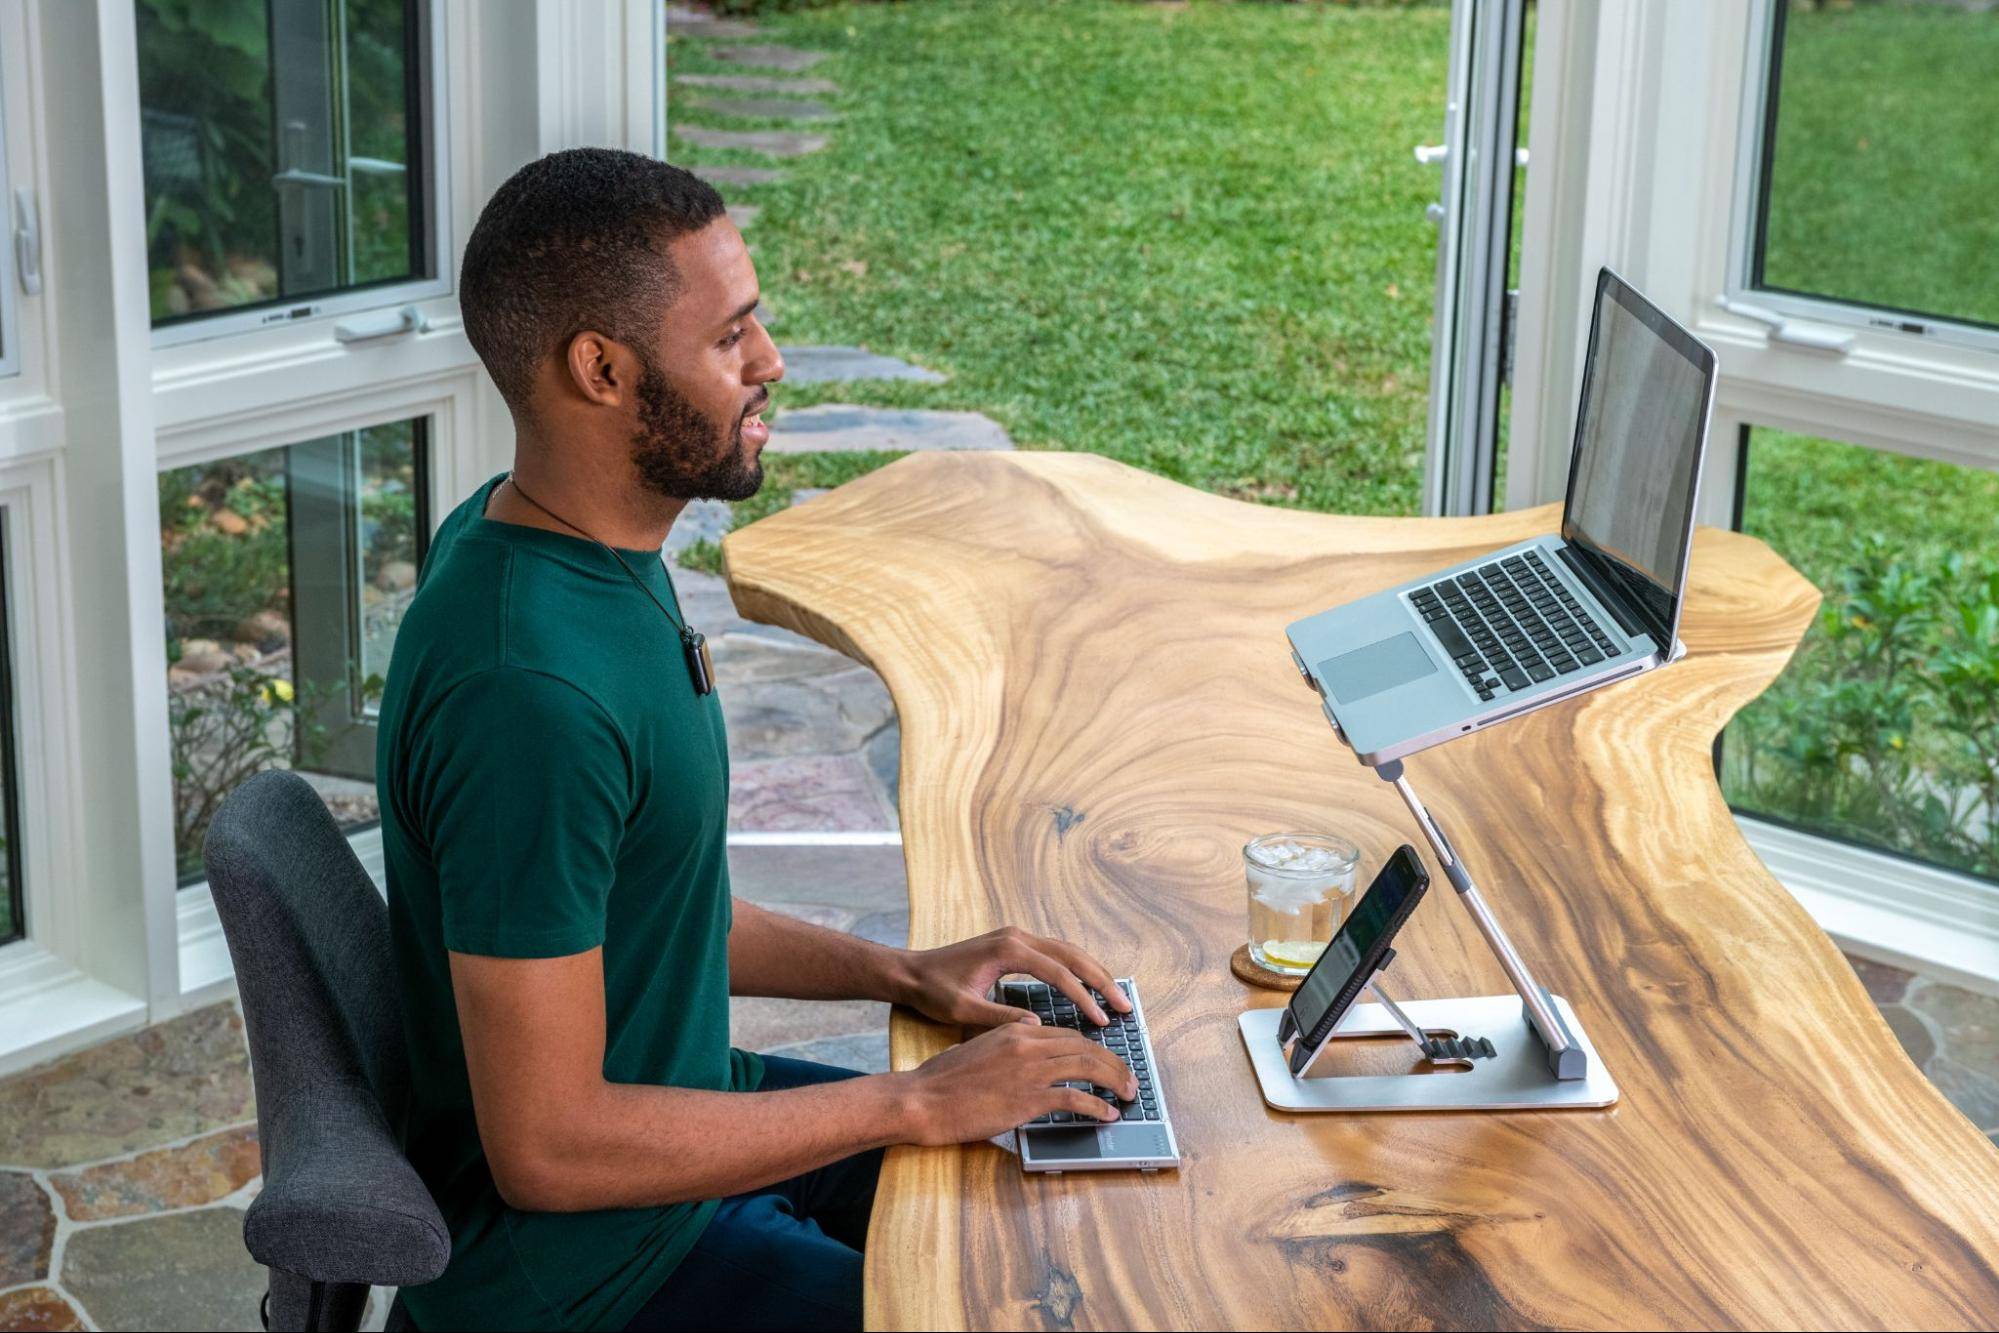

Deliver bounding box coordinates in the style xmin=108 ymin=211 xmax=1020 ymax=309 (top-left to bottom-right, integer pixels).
xmin=892 ymin=926 xmax=1135 ymax=1028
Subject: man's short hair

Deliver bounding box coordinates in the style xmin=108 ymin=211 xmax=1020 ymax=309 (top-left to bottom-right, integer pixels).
xmin=459 ymin=148 xmax=727 ymax=410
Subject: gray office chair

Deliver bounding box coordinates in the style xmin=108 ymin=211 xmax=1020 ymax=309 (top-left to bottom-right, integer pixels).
xmin=205 ymin=769 xmax=450 ymax=1332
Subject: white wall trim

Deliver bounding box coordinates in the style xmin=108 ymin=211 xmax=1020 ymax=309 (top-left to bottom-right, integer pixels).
xmin=1744 ymin=816 xmax=1999 ymax=999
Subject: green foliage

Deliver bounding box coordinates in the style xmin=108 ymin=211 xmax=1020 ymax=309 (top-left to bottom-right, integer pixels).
xmin=158 ymin=455 xmax=290 ymax=651
xmin=168 ymin=663 xmax=327 ymax=879
xmin=1728 ymin=545 xmax=1999 ymax=881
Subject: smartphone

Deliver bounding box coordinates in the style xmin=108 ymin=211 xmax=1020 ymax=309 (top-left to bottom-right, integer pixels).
xmin=1277 ymin=845 xmax=1431 ymax=1077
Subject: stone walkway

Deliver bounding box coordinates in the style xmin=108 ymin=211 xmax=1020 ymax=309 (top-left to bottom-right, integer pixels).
xmin=0 ymin=945 xmax=1991 ymax=1330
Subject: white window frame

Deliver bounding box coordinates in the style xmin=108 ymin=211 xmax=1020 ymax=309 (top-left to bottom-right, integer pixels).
xmin=1506 ymin=0 xmax=1999 ymax=994
xmin=146 ymin=0 xmax=454 ymax=352
xmin=1721 ymin=0 xmax=1999 ymax=360
xmin=0 ymin=59 xmax=19 ymax=383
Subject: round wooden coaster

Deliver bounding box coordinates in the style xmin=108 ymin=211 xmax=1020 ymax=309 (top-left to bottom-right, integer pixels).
xmin=1230 ymin=943 xmax=1302 ymax=992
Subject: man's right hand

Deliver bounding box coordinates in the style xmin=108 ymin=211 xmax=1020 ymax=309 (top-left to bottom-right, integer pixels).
xmin=898 ymin=1021 xmax=1139 ymax=1147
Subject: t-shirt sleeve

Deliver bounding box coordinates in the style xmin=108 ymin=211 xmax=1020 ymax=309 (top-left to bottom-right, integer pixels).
xmin=414 ymin=667 xmax=631 ymax=958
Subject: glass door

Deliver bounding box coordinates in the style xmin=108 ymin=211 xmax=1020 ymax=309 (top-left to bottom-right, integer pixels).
xmin=1422 ymin=0 xmax=1529 ymax=517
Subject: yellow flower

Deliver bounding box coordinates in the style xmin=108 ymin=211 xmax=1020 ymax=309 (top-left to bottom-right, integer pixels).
xmin=263 ymin=679 xmax=295 ymax=705
xmin=1849 ymin=615 xmax=1871 ymax=630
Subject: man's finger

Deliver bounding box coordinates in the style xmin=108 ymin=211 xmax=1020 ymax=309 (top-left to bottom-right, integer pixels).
xmin=1034 ymin=937 xmax=1130 ymax=1012
xmin=1009 ymin=947 xmax=1109 ymax=1025
xmin=1044 ymin=1050 xmax=1139 ymax=1100
xmin=960 ymin=996 xmax=1039 ymax=1029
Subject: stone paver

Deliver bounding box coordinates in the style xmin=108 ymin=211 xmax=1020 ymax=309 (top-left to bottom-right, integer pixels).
xmin=1880 ymin=1004 xmax=1937 ymax=1068
xmin=665 ymin=497 xmax=735 ymax=554
xmin=691 ymin=96 xmax=837 ymax=121
xmin=0 ymin=1169 xmax=53 ymax=1287
xmin=690 ymin=165 xmax=786 ymax=188
xmin=727 ymin=842 xmax=908 ymax=916
xmin=61 ymin=1206 xmax=264 ymax=1333
xmin=711 ymin=45 xmax=829 ymax=73
xmin=664 ymin=5 xmax=759 ymax=39
xmin=726 ymin=203 xmax=762 ymax=229
xmin=864 ymin=725 xmax=902 ymax=814
xmin=1847 ymin=954 xmax=1913 ymax=1005
xmin=678 ymin=127 xmax=829 ymax=157
xmin=0 ymin=1005 xmax=252 ymax=1170
xmin=730 ymin=753 xmax=896 ymax=832
xmin=50 ymin=1124 xmax=260 ymax=1222
xmin=0 ymin=1286 xmax=84 ymax=1331
xmin=713 ymin=632 xmax=861 ymax=686
xmin=1911 ymin=978 xmax=1999 ymax=1073
xmin=767 ymin=1032 xmax=892 ymax=1075
xmin=779 ymin=346 xmax=947 ymax=385
xmin=765 ymin=404 xmax=1013 ymax=455
xmin=675 ymin=73 xmax=840 ymax=96
xmin=734 ymin=998 xmax=888 ymax=1055
xmin=724 ymin=667 xmax=895 ymax=762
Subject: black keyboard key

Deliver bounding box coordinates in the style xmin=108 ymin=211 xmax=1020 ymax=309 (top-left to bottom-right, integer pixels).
xmin=1576 ymin=646 xmax=1604 ymax=665
xmin=1430 ymin=617 xmax=1475 ymax=658
xmin=1526 ymin=662 xmax=1553 ymax=683
xmin=1498 ymin=666 xmax=1529 ymax=690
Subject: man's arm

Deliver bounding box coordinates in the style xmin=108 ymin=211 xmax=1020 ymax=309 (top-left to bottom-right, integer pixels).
xmin=451 ymin=946 xmax=1137 ymax=1213
xmin=730 ymin=899 xmax=1135 ymax=1027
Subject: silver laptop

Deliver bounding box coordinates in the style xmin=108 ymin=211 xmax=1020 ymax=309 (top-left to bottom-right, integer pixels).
xmin=1287 ymin=269 xmax=1718 ymax=767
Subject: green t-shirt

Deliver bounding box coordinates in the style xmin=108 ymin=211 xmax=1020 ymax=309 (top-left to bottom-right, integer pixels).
xmin=378 ymin=474 xmax=760 ymax=1332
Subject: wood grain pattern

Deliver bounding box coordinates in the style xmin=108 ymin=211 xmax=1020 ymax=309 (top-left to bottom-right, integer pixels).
xmin=722 ymin=451 xmax=1999 ymax=1330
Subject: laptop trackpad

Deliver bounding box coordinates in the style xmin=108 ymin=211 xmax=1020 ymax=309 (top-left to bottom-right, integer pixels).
xmin=1319 ymin=632 xmax=1437 ymax=704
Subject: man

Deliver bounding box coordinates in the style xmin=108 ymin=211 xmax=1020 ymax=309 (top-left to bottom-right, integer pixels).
xmin=378 ymin=147 xmax=1138 ymax=1333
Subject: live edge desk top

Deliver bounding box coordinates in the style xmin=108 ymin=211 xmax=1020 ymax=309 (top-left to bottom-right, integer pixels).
xmin=721 ymin=451 xmax=1999 ymax=1331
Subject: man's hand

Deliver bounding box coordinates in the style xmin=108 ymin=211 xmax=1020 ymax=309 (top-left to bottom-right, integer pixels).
xmin=898 ymin=1022 xmax=1139 ymax=1146
xmin=892 ymin=925 xmax=1137 ymax=1028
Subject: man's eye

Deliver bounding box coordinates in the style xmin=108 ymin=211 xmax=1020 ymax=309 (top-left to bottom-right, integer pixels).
xmin=722 ymin=328 xmax=745 ymax=348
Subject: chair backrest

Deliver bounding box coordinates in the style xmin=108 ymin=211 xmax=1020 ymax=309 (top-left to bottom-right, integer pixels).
xmin=204 ymin=769 xmax=448 ymax=1331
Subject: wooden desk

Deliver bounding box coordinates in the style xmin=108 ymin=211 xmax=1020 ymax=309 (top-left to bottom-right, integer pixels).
xmin=723 ymin=451 xmax=1999 ymax=1330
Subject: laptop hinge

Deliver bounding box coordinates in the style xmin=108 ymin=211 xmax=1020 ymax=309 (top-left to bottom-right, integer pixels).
xmin=1557 ymin=544 xmax=1648 ymax=640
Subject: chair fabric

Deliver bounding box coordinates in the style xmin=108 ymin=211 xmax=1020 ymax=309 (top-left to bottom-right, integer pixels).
xmin=204 ymin=769 xmax=450 ymax=1330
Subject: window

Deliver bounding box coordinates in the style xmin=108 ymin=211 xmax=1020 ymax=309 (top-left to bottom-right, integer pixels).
xmin=1738 ymin=0 xmax=1999 ymax=341
xmin=0 ymin=60 xmax=19 ymax=381
xmin=137 ymin=0 xmax=436 ymax=341
xmin=1722 ymin=427 xmax=1999 ymax=886
xmin=0 ymin=513 xmax=21 ymax=945
xmin=160 ymin=417 xmax=428 ymax=881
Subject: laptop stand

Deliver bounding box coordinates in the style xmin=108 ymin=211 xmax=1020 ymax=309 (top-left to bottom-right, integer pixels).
xmin=1238 ymin=756 xmax=1619 ymax=1113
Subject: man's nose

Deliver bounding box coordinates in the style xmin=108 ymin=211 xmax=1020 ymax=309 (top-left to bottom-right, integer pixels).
xmin=750 ymin=324 xmax=783 ymax=386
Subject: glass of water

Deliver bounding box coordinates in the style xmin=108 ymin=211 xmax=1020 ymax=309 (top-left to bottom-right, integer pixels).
xmin=1244 ymin=833 xmax=1361 ymax=976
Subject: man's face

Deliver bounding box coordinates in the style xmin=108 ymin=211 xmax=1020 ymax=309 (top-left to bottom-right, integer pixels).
xmin=631 ymin=219 xmax=782 ymax=502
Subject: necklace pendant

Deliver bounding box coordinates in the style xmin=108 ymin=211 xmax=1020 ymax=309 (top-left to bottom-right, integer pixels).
xmin=683 ymin=628 xmax=715 ymax=696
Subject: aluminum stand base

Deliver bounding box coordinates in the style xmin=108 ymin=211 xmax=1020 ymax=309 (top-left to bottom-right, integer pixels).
xmin=1238 ymin=996 xmax=1619 ymax=1113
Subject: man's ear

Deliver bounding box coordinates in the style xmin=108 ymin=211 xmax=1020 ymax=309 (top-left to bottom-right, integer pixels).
xmin=562 ymin=330 xmax=634 ymax=407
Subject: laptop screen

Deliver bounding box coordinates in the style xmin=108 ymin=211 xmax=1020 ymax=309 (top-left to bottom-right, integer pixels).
xmin=1560 ymin=271 xmax=1716 ymax=642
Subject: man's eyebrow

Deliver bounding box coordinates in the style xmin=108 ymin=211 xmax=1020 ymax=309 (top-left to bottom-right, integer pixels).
xmin=720 ymin=295 xmax=760 ymax=329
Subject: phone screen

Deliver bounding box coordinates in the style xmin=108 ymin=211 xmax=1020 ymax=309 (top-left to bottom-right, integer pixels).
xmin=1286 ymin=850 xmax=1421 ymax=1040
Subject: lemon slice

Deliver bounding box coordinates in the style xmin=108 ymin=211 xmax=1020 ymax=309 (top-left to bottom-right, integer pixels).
xmin=1262 ymin=938 xmax=1328 ymax=969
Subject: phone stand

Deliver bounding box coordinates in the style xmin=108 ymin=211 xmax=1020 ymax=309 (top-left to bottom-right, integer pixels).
xmin=1237 ymin=756 xmax=1619 ymax=1113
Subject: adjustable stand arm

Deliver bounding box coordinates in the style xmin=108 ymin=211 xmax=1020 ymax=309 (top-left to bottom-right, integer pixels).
xmin=1373 ymin=758 xmax=1588 ymax=1080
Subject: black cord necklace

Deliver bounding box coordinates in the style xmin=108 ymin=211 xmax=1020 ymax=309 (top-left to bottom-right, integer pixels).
xmin=505 ymin=475 xmax=716 ymax=696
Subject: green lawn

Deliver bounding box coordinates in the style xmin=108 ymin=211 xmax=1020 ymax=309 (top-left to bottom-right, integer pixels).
xmin=670 ymin=0 xmax=1452 ymax=537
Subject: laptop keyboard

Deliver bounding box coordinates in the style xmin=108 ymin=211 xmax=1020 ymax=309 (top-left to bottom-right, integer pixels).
xmin=998 ymin=979 xmax=1166 ymax=1126
xmin=1409 ymin=550 xmax=1620 ymax=701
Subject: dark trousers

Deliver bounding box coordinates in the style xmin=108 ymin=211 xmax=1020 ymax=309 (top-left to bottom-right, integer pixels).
xmin=622 ymin=1056 xmax=884 ymax=1332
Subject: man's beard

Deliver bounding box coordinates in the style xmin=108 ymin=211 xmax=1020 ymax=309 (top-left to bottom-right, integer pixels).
xmin=629 ymin=350 xmax=765 ymax=502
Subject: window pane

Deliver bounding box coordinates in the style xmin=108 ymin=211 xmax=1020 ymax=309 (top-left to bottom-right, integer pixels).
xmin=1754 ymin=2 xmax=1999 ymax=330
xmin=0 ymin=513 xmax=21 ymax=944
xmin=1722 ymin=428 xmax=1999 ymax=884
xmin=137 ymin=0 xmax=426 ymax=328
xmin=160 ymin=420 xmax=427 ymax=881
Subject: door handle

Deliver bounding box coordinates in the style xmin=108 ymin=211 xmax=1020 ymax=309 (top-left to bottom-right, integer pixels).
xmin=1414 ymin=144 xmax=1448 ymax=166
xmin=12 ymin=188 xmax=40 ymax=296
